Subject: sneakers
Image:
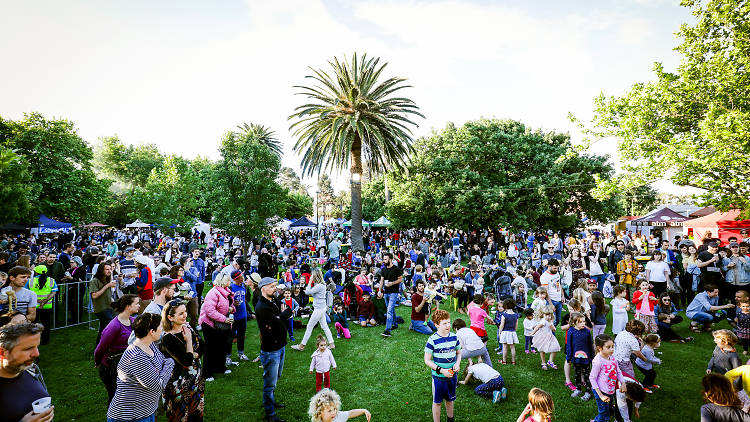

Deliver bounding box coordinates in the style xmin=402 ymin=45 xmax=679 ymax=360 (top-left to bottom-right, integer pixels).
xmin=565 ymin=382 xmax=576 ymax=391
xmin=581 ymin=392 xmax=592 ymax=401
xmin=571 ymin=389 xmax=581 ymax=398
xmin=206 ymin=377 xmax=215 ymax=382
xmin=492 ymin=387 xmax=508 ymax=403
xmin=336 ymin=334 xmax=341 ymax=339
xmin=650 ymin=384 xmax=661 ymax=390
xmin=238 ymin=353 xmax=250 ymax=361
xmin=643 ymin=387 xmax=654 ymax=394
xmin=525 ymin=350 xmax=530 ymax=354
xmin=226 ymin=357 xmax=239 ymax=367
xmin=381 ymin=330 xmax=392 ymax=337
xmin=224 ymin=369 xmax=232 ymax=375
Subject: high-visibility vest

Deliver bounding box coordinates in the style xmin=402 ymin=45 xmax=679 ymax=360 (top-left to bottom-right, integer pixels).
xmin=29 ymin=277 xmax=57 ymax=310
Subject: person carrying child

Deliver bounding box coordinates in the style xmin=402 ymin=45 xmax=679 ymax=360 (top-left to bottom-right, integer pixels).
xmin=566 ymin=312 xmax=594 ymax=401
xmin=424 ymin=309 xmax=462 ymax=422
xmin=496 ymin=298 xmax=520 ymax=365
xmin=310 ymin=335 xmax=337 ymax=392
xmin=458 ymin=361 xmax=507 ymax=403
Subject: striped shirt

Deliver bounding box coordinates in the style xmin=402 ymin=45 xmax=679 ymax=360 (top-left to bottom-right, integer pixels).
xmin=425 ymin=332 xmax=461 ymax=377
xmin=106 ymin=343 xmax=174 ymax=421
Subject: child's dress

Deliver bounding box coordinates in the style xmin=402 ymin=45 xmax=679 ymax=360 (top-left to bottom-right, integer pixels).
xmin=611 ymin=297 xmax=629 ymax=335
xmin=532 ymin=319 xmax=561 ymax=353
xmin=497 ymin=312 xmax=520 ymax=345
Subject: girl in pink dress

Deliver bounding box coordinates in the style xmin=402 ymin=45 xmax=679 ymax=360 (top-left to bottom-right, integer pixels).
xmin=516 ymin=387 xmax=554 ymax=422
xmin=531 ymin=306 xmax=561 ymax=370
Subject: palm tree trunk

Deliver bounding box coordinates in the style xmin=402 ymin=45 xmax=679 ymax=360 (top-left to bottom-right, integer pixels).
xmin=350 ymin=137 xmax=365 ymax=252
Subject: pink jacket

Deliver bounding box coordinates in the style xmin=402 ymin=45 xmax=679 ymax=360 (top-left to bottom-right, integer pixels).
xmin=198 ymin=286 xmax=235 ymax=328
xmin=309 ymin=348 xmax=337 ymax=373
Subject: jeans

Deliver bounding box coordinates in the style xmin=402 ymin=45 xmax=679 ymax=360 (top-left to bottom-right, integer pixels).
xmin=107 ymin=414 xmax=155 ymax=422
xmin=95 ymin=308 xmax=115 ymax=345
xmin=551 ymin=300 xmax=563 ymax=326
xmin=591 ymin=274 xmax=607 ymax=292
xmin=260 ymin=347 xmax=286 ymax=417
xmin=689 ymin=311 xmax=714 ymax=324
xmin=385 ymin=293 xmax=399 ymax=331
xmin=593 ymin=390 xmax=615 ymax=422
xmin=410 ymin=319 xmax=436 ymax=334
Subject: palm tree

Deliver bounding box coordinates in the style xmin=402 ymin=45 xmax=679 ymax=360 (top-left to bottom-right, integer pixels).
xmin=236 ymin=122 xmax=283 ymax=157
xmin=289 ymin=53 xmax=423 ymax=251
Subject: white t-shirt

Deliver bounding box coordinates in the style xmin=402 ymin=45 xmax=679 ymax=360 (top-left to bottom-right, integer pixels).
xmin=540 ymin=271 xmax=563 ymax=301
xmin=333 ymin=410 xmax=350 ymax=422
xmin=614 ymin=331 xmax=641 ymax=361
xmin=523 ymin=317 xmax=536 ymax=336
xmin=468 ymin=363 xmax=500 ymax=383
xmin=645 ymin=260 xmax=670 ymax=283
xmin=456 ymin=327 xmax=485 ymax=352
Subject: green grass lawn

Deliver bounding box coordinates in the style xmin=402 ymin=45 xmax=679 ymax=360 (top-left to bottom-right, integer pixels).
xmin=41 ymin=301 xmax=716 ymax=421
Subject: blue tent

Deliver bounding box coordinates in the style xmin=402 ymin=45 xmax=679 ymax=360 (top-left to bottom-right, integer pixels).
xmin=38 ymin=214 xmax=72 ymax=233
xmin=289 ymin=217 xmax=316 ymax=228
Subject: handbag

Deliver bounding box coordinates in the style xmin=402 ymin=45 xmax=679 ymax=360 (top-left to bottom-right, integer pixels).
xmin=214 ymin=320 xmax=231 ymax=331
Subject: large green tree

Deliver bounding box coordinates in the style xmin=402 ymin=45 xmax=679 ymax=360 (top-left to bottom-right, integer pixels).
xmin=582 ymin=0 xmax=750 ymax=216
xmin=208 ymin=130 xmax=286 ymax=247
xmin=127 ymin=156 xmax=203 ymax=229
xmin=387 ymin=119 xmax=620 ymax=231
xmin=289 ymin=53 xmax=423 ymax=251
xmin=0 ymin=113 xmax=111 ymax=223
xmin=0 ymin=146 xmax=33 ymax=224
xmin=94 ymin=135 xmax=164 ymax=187
xmin=283 ymin=191 xmax=314 ymax=219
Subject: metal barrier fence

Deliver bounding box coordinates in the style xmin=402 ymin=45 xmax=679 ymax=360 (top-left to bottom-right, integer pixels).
xmin=50 ymin=276 xmax=98 ymax=331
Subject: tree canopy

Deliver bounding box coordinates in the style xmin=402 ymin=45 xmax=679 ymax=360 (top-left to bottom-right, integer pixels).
xmin=386 ymin=119 xmax=620 ymax=231
xmin=582 ymin=0 xmax=750 ymax=217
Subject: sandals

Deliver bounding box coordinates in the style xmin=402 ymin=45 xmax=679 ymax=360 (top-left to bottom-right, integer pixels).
xmin=547 ymin=361 xmax=558 ymax=370
xmin=511 ymin=360 xmax=516 ymax=365
xmin=499 ymin=360 xmax=507 ymax=365
xmin=541 ymin=363 xmax=548 ymax=370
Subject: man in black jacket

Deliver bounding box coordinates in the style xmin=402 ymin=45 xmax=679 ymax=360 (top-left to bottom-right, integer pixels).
xmin=255 ymin=277 xmax=292 ymax=422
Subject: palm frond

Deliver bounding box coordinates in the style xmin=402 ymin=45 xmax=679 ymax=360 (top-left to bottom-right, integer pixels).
xmin=236 ymin=122 xmax=283 ymax=157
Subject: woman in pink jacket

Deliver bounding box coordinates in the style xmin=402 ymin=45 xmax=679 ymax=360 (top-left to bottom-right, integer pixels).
xmin=199 ymin=272 xmax=236 ymax=381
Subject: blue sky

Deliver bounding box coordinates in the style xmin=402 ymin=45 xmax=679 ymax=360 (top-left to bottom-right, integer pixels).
xmin=0 ymin=0 xmax=696 ymax=193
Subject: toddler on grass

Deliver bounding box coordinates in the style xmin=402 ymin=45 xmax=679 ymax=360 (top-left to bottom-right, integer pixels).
xmin=310 ymin=335 xmax=337 ymax=392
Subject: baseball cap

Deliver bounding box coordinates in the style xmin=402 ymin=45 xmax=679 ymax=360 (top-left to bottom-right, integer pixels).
xmin=153 ymin=276 xmax=178 ymax=292
xmin=231 ymin=270 xmax=244 ymax=281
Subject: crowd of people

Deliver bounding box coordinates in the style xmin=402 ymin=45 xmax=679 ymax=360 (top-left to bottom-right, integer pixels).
xmin=0 ymin=224 xmax=749 ymax=421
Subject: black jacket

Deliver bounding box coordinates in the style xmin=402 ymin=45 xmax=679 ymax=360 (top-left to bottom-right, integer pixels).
xmin=255 ymin=295 xmax=293 ymax=352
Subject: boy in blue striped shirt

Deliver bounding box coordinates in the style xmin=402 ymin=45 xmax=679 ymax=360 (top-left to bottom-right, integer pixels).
xmin=424 ymin=309 xmax=462 ymax=422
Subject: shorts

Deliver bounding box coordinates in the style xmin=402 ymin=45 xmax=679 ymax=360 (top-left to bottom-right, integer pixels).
xmin=470 ymin=326 xmax=487 ymax=338
xmin=432 ymin=374 xmax=457 ymax=403
xmin=358 ymin=316 xmax=370 ymax=323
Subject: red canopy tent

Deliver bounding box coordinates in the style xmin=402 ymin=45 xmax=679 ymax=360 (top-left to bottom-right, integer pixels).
xmin=682 ymin=210 xmax=750 ymax=245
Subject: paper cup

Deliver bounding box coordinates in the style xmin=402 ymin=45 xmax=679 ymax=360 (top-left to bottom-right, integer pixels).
xmin=32 ymin=397 xmax=51 ymax=414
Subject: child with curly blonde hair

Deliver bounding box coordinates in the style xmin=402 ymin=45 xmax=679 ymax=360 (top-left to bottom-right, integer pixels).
xmin=307 ymin=388 xmax=371 ymax=422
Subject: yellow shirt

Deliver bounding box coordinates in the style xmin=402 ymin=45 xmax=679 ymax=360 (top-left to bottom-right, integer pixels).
xmin=725 ymin=365 xmax=750 ymax=392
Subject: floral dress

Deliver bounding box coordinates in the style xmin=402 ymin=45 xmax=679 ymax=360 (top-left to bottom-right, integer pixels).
xmin=160 ymin=327 xmax=205 ymax=421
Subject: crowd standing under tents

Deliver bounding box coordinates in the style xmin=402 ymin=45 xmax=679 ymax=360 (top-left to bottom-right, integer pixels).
xmin=1 ymin=222 xmax=750 ymax=421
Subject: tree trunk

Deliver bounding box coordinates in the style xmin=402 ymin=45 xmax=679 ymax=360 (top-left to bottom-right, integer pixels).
xmin=384 ymin=173 xmax=390 ymax=203
xmin=350 ymin=137 xmax=365 ymax=252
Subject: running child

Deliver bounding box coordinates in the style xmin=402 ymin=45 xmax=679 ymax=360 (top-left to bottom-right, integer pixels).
xmin=424 ymin=309 xmax=461 ymax=422
xmin=634 ymin=333 xmax=661 ymax=393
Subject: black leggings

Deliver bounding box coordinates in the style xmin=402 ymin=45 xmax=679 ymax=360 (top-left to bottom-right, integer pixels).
xmin=202 ymin=323 xmax=230 ymax=378
xmin=636 ymin=365 xmax=656 ymax=387
xmin=574 ymin=363 xmax=592 ymax=392
xmin=232 ymin=318 xmax=247 ymax=353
